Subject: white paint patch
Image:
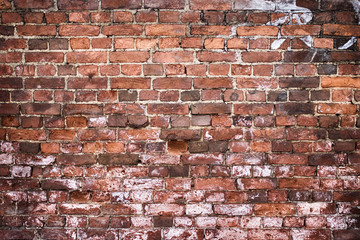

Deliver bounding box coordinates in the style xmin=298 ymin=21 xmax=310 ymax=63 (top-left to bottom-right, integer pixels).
xmin=234 ymin=0 xmax=276 ymax=10
xmin=350 ymin=0 xmax=360 ymax=23
xmin=271 ymin=39 xmax=286 ymax=49
xmin=338 ymin=37 xmax=358 ymax=50
xmin=300 ymin=35 xmax=314 ymax=48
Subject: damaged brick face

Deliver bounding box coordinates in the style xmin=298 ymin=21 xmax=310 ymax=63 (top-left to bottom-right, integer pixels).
xmin=1 ymin=0 xmax=360 ymax=239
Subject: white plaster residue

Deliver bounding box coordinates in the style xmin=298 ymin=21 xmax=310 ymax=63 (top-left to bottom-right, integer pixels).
xmin=0 ymin=153 xmax=13 ymax=164
xmin=164 ymin=229 xmax=199 ymax=240
xmin=271 ymin=39 xmax=286 ymax=49
xmin=88 ymin=116 xmax=107 ymax=127
xmin=11 ymin=166 xmax=31 ymax=177
xmin=33 ymin=155 xmax=56 ymax=165
xmin=186 ymin=204 xmax=213 ymax=215
xmin=111 ymin=192 xmax=131 ymax=203
xmin=0 ymin=141 xmax=16 ymax=153
xmin=339 ymin=37 xmax=358 ymax=50
xmin=232 ymin=166 xmax=251 ymax=177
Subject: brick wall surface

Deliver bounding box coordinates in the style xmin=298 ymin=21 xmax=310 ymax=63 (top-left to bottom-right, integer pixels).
xmin=0 ymin=0 xmax=360 ymax=239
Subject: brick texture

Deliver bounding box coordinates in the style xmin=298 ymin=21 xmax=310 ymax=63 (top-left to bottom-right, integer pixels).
xmin=0 ymin=0 xmax=360 ymax=239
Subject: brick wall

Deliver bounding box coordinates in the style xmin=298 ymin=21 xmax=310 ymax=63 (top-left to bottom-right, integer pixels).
xmin=1 ymin=0 xmax=360 ymax=239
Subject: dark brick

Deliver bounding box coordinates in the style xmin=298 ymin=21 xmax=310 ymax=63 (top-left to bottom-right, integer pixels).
xmin=98 ymin=154 xmax=139 ymax=165
xmin=276 ymin=103 xmax=314 ymax=115
xmin=128 ymin=115 xmax=148 ymax=128
xmin=311 ymin=90 xmax=330 ymax=101
xmin=181 ymin=91 xmax=200 ymax=101
xmin=145 ymin=0 xmax=185 ymax=9
xmin=296 ymin=0 xmax=319 ymax=10
xmin=272 ymin=141 xmax=292 ymax=152
xmin=20 ymin=142 xmax=40 ymax=153
xmin=188 ymin=142 xmax=209 ymax=153
xmin=108 ymin=116 xmax=127 ymax=127
xmin=0 ymin=26 xmax=14 ymax=36
xmin=209 ymin=141 xmax=228 ymax=152
xmin=334 ymin=142 xmax=356 ymax=152
xmin=279 ymin=77 xmax=319 ymax=88
xmin=203 ymin=11 xmax=225 ymax=24
xmin=308 ymin=154 xmax=337 ymax=166
xmin=284 ymin=50 xmax=331 ymax=62
xmin=268 ymin=91 xmax=287 ymax=102
xmin=319 ymin=116 xmax=338 ymax=128
xmin=333 ymin=230 xmax=360 ymax=240
xmin=146 ymin=142 xmax=166 ymax=152
xmin=58 ymin=0 xmax=98 ymax=9
xmin=318 ymin=64 xmax=337 ymax=75
xmin=153 ymin=217 xmax=173 ymax=227
xmin=226 ymin=12 xmax=247 ymax=24
xmin=289 ymin=191 xmax=311 ymax=201
xmin=169 ymin=166 xmax=189 ymax=177
xmin=160 ymin=129 xmax=201 ymax=140
xmin=118 ymin=90 xmax=137 ymax=101
xmin=289 ymin=90 xmax=309 ymax=101
xmin=312 ymin=191 xmax=332 ymax=202
xmin=28 ymin=39 xmax=48 ymax=50
xmin=49 ymin=39 xmax=68 ymax=50
xmin=102 ymin=0 xmax=142 ymax=9
xmin=321 ymin=0 xmax=353 ymax=10
xmin=247 ymin=191 xmax=267 ymax=203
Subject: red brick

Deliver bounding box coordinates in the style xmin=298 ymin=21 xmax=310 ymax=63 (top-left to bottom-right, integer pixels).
xmin=242 ymin=52 xmax=282 ymax=62
xmin=25 ymin=53 xmax=64 ymax=63
xmin=323 ymin=24 xmax=360 ymax=36
xmin=21 ymin=103 xmax=60 ymax=115
xmin=67 ymin=52 xmax=106 ymax=63
xmin=8 ymin=129 xmax=46 ymax=141
xmin=111 ymin=77 xmax=150 ymax=89
xmin=194 ymin=178 xmax=235 ymax=190
xmin=192 ymin=26 xmax=231 ymax=35
xmin=254 ymin=204 xmax=296 ymax=216
xmin=109 ymin=51 xmax=149 ymax=63
xmin=59 ymin=25 xmax=99 ymax=36
xmin=281 ymin=25 xmax=321 ymax=36
xmin=102 ymin=25 xmax=142 ymax=35
xmin=159 ymin=11 xmax=180 ymax=23
xmin=154 ymin=77 xmax=192 ymax=89
xmin=190 ymin=0 xmax=231 ymax=10
xmin=197 ymin=51 xmax=237 ymax=62
xmin=148 ymin=104 xmax=188 ymax=115
xmin=279 ymin=179 xmax=320 ymax=189
xmin=69 ymin=11 xmax=89 ymax=22
xmin=102 ymin=0 xmax=141 ymax=9
xmin=237 ymin=26 xmax=278 ymax=36
xmin=317 ymin=103 xmax=356 ymax=115
xmin=153 ymin=51 xmax=193 ymax=63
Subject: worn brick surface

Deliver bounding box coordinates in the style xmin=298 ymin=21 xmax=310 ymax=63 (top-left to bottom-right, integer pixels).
xmin=0 ymin=0 xmax=360 ymax=238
